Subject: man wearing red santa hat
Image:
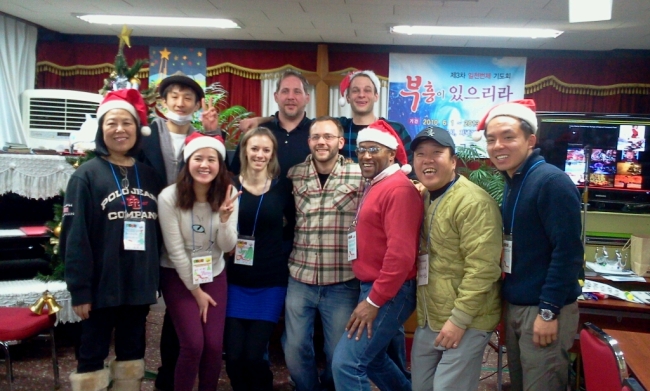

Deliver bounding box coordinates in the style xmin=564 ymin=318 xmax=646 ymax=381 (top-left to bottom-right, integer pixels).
xmin=331 ymin=120 xmax=422 ymax=391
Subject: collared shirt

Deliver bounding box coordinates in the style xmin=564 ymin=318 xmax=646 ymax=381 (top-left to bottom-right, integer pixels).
xmin=230 ymin=112 xmax=312 ymax=178
xmin=287 ymin=154 xmax=364 ymax=285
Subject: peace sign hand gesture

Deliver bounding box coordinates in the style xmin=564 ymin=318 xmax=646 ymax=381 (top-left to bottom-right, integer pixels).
xmin=201 ymin=97 xmax=219 ymax=132
xmin=219 ymin=185 xmax=241 ymax=223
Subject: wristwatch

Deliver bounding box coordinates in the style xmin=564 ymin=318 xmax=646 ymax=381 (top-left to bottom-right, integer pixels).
xmin=538 ymin=308 xmax=557 ymax=321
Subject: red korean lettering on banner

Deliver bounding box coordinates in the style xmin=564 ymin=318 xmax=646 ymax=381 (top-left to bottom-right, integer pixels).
xmin=399 ymin=75 xmax=423 ymax=112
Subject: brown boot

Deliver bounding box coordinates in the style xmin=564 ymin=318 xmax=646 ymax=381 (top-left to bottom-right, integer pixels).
xmin=109 ymin=359 xmax=145 ymax=391
xmin=69 ymin=368 xmax=110 ymax=391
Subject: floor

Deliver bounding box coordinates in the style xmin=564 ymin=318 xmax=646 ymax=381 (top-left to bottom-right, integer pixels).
xmin=0 ymin=300 xmax=511 ymax=391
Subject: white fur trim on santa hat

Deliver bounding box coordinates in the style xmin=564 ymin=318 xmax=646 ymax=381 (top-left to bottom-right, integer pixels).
xmin=357 ymin=128 xmax=399 ymax=150
xmin=97 ymin=100 xmax=139 ymax=125
xmin=486 ymin=103 xmax=538 ymax=134
xmin=183 ymin=136 xmax=226 ymax=162
xmin=355 ymin=71 xmax=381 ymax=95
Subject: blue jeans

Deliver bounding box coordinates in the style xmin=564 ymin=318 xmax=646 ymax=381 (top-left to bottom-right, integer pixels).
xmin=332 ymin=280 xmax=416 ymax=391
xmin=284 ymin=277 xmax=360 ymax=391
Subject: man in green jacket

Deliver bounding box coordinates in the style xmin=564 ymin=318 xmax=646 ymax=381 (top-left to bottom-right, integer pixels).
xmin=410 ymin=127 xmax=503 ymax=391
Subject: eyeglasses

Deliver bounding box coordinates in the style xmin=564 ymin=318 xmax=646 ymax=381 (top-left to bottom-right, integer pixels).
xmin=309 ymin=134 xmax=340 ymax=141
xmin=355 ymin=147 xmax=384 ymax=156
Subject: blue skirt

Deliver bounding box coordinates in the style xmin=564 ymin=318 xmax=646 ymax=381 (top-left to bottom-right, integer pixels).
xmin=226 ymin=284 xmax=287 ymax=323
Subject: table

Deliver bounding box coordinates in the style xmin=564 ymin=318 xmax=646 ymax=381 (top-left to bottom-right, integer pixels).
xmin=0 ymin=279 xmax=81 ymax=324
xmin=0 ymin=154 xmax=74 ymax=199
xmin=579 ymin=299 xmax=650 ymax=332
xmin=604 ymin=328 xmax=650 ymax=390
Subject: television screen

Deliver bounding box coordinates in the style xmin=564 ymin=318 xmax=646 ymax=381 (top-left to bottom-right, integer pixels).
xmin=536 ymin=114 xmax=650 ymax=194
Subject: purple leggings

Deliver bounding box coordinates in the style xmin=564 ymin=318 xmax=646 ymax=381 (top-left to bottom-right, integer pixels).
xmin=160 ymin=267 xmax=227 ymax=391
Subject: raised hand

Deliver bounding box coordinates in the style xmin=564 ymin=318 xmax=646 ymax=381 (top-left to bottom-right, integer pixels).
xmin=238 ymin=118 xmax=258 ymax=133
xmin=219 ymin=184 xmax=242 ymax=223
xmin=201 ymin=97 xmax=219 ymax=132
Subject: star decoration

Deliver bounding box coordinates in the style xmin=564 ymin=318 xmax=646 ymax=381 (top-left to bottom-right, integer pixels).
xmin=160 ymin=47 xmax=171 ymax=60
xmin=118 ymin=25 xmax=133 ymax=49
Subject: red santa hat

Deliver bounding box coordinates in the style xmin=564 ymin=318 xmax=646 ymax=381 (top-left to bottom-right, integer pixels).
xmin=97 ymin=89 xmax=151 ymax=136
xmin=357 ymin=119 xmax=412 ymax=174
xmin=183 ymin=132 xmax=226 ymax=162
xmin=338 ymin=70 xmax=381 ymax=107
xmin=473 ymin=99 xmax=538 ymax=141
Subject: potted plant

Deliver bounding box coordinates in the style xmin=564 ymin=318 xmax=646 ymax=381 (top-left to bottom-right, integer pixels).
xmin=456 ymin=145 xmax=505 ymax=205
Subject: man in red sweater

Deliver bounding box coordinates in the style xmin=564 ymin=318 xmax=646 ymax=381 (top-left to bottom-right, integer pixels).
xmin=332 ymin=120 xmax=423 ymax=391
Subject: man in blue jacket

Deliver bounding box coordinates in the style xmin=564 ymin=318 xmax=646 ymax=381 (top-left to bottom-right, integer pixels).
xmin=478 ymin=99 xmax=583 ymax=391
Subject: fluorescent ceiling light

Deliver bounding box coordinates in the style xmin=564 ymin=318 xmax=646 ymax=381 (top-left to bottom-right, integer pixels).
xmin=391 ymin=26 xmax=563 ymax=39
xmin=77 ymin=15 xmax=240 ymax=28
xmin=569 ymin=0 xmax=612 ymax=23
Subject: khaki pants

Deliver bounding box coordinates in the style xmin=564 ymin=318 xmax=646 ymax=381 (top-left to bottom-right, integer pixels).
xmin=505 ymin=302 xmax=579 ymax=391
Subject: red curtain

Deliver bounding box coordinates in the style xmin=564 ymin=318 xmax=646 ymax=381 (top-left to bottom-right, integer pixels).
xmin=37 ymin=42 xmax=150 ymax=93
xmin=36 ymin=41 xmax=650 ymax=114
xmin=524 ymin=57 xmax=650 ymax=113
xmin=206 ymin=48 xmax=316 ymax=71
xmin=525 ymin=88 xmax=650 ymax=114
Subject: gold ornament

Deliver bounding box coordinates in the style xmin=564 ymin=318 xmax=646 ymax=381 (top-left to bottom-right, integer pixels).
xmin=53 ymin=224 xmax=61 ymax=238
xmin=30 ymin=291 xmax=62 ymax=315
xmin=118 ymin=25 xmax=133 ymax=49
xmin=110 ymin=71 xmax=118 ymax=79
xmin=129 ymin=77 xmax=140 ymax=87
xmin=73 ymin=159 xmax=80 ymax=168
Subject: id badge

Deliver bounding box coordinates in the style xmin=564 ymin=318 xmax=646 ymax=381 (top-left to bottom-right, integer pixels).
xmin=502 ymin=234 xmax=513 ymax=274
xmin=192 ymin=251 xmax=213 ymax=284
xmin=235 ymin=235 xmax=255 ymax=266
xmin=347 ymin=231 xmax=357 ymax=262
xmin=123 ymin=219 xmax=145 ymax=251
xmin=417 ymin=253 xmax=429 ymax=286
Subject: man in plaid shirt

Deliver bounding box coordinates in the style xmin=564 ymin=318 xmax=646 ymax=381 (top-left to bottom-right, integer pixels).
xmin=284 ymin=116 xmax=364 ymax=391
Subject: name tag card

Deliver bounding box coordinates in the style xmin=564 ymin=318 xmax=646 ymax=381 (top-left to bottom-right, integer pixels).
xmin=123 ymin=220 xmax=145 ymax=251
xmin=192 ymin=252 xmax=213 ymax=284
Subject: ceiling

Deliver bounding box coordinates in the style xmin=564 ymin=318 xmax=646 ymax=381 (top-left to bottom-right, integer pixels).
xmin=2 ymin=0 xmax=650 ymax=52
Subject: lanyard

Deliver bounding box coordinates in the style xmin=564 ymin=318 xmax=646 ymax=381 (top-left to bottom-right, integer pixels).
xmin=502 ymin=160 xmax=544 ymax=235
xmin=108 ymin=162 xmax=143 ymax=215
xmin=191 ymin=207 xmax=214 ymax=252
xmin=351 ymin=181 xmax=373 ymax=228
xmin=425 ymin=178 xmax=458 ymax=249
xmin=238 ymin=178 xmax=268 ymax=237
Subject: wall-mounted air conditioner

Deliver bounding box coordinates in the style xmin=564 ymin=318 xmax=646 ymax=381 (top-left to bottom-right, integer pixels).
xmin=21 ymin=89 xmax=102 ymax=150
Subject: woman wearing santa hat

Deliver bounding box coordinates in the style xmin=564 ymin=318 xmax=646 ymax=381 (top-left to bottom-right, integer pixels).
xmin=157 ymin=133 xmax=239 ymax=391
xmin=60 ymin=88 xmax=163 ymax=391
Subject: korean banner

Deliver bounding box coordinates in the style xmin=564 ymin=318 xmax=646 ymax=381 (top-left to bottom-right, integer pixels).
xmin=388 ymin=53 xmax=526 ymax=152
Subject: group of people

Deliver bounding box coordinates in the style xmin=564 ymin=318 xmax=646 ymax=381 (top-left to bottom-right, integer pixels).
xmin=60 ymin=69 xmax=583 ymax=391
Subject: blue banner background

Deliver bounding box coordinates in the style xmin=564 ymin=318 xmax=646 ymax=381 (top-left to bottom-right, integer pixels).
xmin=388 ymin=53 xmax=526 ymax=150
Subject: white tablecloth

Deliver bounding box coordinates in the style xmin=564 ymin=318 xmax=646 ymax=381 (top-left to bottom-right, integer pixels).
xmin=0 ymin=154 xmax=74 ymax=199
xmin=0 ymin=279 xmax=81 ymax=324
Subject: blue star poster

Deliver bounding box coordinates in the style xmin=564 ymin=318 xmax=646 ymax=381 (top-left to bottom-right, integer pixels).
xmin=149 ymin=46 xmax=206 ymax=89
